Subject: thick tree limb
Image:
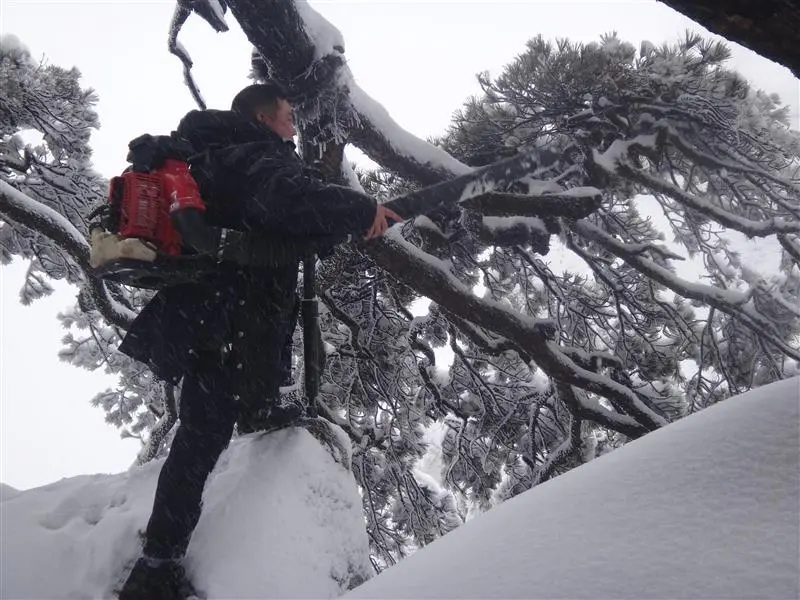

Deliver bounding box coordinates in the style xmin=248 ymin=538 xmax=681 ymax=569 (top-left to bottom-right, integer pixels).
xmin=227 ymin=0 xmax=316 ymax=84
xmin=0 ymin=181 xmax=135 ymax=329
xmin=368 ymin=229 xmax=665 ymax=436
xmin=226 ymin=0 xmax=472 ymax=186
xmin=383 ymin=150 xmax=547 ymax=219
xmin=613 ymin=159 xmax=800 ymax=237
xmin=346 ymin=83 xmax=472 ymax=185
xmin=573 ymin=219 xmax=800 ymax=362
xmin=347 ymin=119 xmax=457 ymax=186
xmin=461 ymin=189 xmax=603 ymax=218
xmin=205 ymin=0 xmax=661 ymax=437
xmin=658 ymin=0 xmax=800 ymax=79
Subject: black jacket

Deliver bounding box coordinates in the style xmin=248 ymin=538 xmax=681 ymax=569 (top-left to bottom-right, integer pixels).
xmin=118 ymin=109 xmax=376 ymax=385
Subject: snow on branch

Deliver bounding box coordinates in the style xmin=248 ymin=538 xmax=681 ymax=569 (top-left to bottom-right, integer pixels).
xmin=368 ymin=228 xmax=666 ymax=436
xmin=469 ymin=215 xmax=550 ymax=252
xmin=573 ymin=219 xmax=800 ymax=362
xmin=778 ymin=234 xmax=800 ymax=264
xmin=183 ymin=0 xmax=229 ymax=32
xmin=384 ymin=150 xmax=546 ymax=219
xmin=293 ymin=0 xmax=473 ymax=183
xmin=346 ymin=81 xmax=472 ymax=185
xmin=1 ymin=181 xmax=87 ymax=248
xmin=0 ymin=181 xmax=135 ymax=329
xmin=443 ymin=310 xmax=530 ymax=361
xmin=665 ymin=126 xmax=800 ymax=197
xmin=531 ymin=383 xmax=584 ymax=485
xmin=292 ymin=0 xmax=344 ymax=57
xmin=591 ymin=138 xmax=800 ymax=238
xmin=227 ymin=0 xmax=472 ymax=186
xmin=228 ymin=0 xmax=337 ymax=100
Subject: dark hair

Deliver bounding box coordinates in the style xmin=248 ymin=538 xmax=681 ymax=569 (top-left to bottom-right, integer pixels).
xmin=231 ymin=83 xmax=286 ymax=119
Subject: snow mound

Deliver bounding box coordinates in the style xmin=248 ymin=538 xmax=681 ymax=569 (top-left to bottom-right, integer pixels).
xmin=346 ymin=377 xmax=800 ymax=600
xmin=0 ymin=482 xmax=21 ymax=501
xmin=1 ymin=426 xmax=372 ymax=599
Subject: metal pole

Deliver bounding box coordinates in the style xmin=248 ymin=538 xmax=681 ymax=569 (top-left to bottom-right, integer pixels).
xmin=302 ymin=251 xmax=320 ymax=418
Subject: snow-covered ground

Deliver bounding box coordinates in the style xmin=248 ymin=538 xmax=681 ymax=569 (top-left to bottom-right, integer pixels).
xmin=347 ymin=376 xmax=800 ymax=599
xmin=1 ymin=427 xmax=372 ymax=599
xmin=2 ymin=378 xmax=798 ymax=599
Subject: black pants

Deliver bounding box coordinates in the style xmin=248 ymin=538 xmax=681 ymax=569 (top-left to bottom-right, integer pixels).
xmin=141 ymin=301 xmax=299 ymax=560
xmin=142 ymin=366 xmax=235 ymax=559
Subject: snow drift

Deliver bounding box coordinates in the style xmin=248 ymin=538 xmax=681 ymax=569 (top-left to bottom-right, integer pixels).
xmin=346 ymin=377 xmax=800 ymax=599
xmin=2 ymin=379 xmax=798 ymax=599
xmin=1 ymin=427 xmax=372 ymax=599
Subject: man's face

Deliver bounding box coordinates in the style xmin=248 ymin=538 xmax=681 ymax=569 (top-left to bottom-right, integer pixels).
xmin=257 ymin=99 xmax=296 ymax=141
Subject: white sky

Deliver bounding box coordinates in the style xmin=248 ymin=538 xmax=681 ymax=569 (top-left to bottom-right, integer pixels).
xmin=1 ymin=0 xmax=798 ymax=491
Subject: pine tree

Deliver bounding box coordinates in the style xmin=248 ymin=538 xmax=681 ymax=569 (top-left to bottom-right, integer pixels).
xmin=443 ymin=32 xmax=800 ymax=402
xmin=3 ymin=9 xmax=799 ymax=570
xmin=1 ymin=34 xmax=103 ymax=298
xmin=329 ymin=33 xmax=800 ymax=560
xmin=0 ymin=35 xmax=169 ymax=460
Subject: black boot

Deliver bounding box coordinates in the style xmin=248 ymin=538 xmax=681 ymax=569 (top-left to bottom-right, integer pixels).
xmin=272 ymin=389 xmax=306 ymax=425
xmin=236 ymin=405 xmax=274 ymax=435
xmin=118 ymin=556 xmax=200 ymax=600
xmin=237 ymin=395 xmax=306 ymax=435
xmin=268 ymin=405 xmax=303 ymax=429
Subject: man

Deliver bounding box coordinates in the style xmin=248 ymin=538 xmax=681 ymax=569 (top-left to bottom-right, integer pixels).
xmin=117 ymin=83 xmax=402 ymax=600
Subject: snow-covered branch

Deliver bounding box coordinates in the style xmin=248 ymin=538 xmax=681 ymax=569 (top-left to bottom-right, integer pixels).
xmin=468 ymin=215 xmax=550 ymax=251
xmin=573 ymin=219 xmax=800 ymax=362
xmin=227 ymin=0 xmax=321 ymax=88
xmin=665 ymin=126 xmax=800 ymax=198
xmin=779 ymin=234 xmax=800 ymax=264
xmin=460 ymin=188 xmax=603 ymax=218
xmin=168 ymin=3 xmax=208 ymax=110
xmin=443 ymin=311 xmax=530 ymax=361
xmin=226 ymin=0 xmax=473 ymax=187
xmin=0 ymin=180 xmax=135 ymax=329
xmin=383 ymin=150 xmax=547 ymax=218
xmin=593 ymin=145 xmax=800 ymax=237
xmin=368 ymin=228 xmax=666 ymax=436
xmin=346 ymin=81 xmax=472 ymax=185
xmin=531 ymin=383 xmax=584 ymax=485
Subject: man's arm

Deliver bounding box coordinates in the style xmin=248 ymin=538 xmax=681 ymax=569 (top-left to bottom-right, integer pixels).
xmin=244 ymin=170 xmax=381 ymax=238
xmin=203 ymin=146 xmax=403 ymax=242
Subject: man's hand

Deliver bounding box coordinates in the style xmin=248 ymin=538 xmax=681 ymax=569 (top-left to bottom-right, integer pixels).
xmin=364 ymin=204 xmax=405 ymax=240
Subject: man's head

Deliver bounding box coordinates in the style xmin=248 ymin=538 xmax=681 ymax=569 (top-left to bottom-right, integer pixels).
xmin=231 ymin=83 xmax=296 ymax=141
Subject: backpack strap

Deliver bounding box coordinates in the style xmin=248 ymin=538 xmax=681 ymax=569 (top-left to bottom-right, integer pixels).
xmin=126 ymin=133 xmax=196 ymax=172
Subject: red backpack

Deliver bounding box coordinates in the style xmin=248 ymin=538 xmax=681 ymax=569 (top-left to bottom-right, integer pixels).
xmin=89 ymin=134 xmax=208 ymax=287
xmin=104 ymin=157 xmax=205 ymax=256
